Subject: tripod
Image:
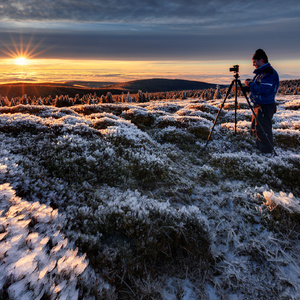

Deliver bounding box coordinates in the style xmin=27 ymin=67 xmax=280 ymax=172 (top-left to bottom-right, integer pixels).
xmin=203 ymin=66 xmax=277 ymax=155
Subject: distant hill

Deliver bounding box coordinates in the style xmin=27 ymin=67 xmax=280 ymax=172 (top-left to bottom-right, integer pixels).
xmin=106 ymin=78 xmax=225 ymax=93
xmin=0 ymin=82 xmax=123 ymax=98
xmin=0 ymin=79 xmax=225 ymax=98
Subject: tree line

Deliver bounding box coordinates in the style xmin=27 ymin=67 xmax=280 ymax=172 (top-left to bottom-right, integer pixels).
xmin=0 ymin=80 xmax=299 ymax=107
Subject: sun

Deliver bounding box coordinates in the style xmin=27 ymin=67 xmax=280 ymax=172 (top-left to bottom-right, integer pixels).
xmin=15 ymin=56 xmax=28 ymax=66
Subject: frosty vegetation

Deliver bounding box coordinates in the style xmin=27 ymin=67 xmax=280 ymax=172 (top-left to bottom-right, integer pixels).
xmin=0 ymin=87 xmax=299 ymax=299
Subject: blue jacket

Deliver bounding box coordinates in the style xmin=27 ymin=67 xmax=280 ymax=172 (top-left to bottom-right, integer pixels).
xmin=249 ymin=63 xmax=279 ymax=105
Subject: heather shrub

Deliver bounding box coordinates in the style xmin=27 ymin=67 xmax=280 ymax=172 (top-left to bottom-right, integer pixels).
xmin=261 ymin=191 xmax=300 ymax=235
xmin=185 ymin=103 xmax=219 ymax=114
xmin=188 ymin=125 xmax=210 ymax=139
xmin=223 ymin=102 xmax=249 ymax=110
xmin=9 ymin=131 xmax=126 ymax=189
xmin=272 ymin=157 xmax=300 ymax=196
xmin=38 ymin=135 xmax=125 ymax=186
xmin=210 ymin=153 xmax=300 ymax=195
xmin=145 ymin=103 xmax=183 ymax=114
xmin=65 ymin=188 xmax=212 ymax=298
xmin=155 ymin=115 xmax=179 ymax=128
xmin=121 ymin=108 xmax=156 ymax=128
xmin=274 ymin=130 xmax=300 ymax=149
xmin=92 ymin=117 xmax=119 ymax=129
xmin=282 ymin=100 xmax=300 ymax=110
xmin=73 ymin=104 xmax=130 ymax=116
xmin=103 ymin=127 xmax=170 ymax=188
xmin=155 ymin=126 xmax=195 ymax=145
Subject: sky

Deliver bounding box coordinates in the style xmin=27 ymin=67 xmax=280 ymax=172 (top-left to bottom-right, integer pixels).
xmin=0 ymin=0 xmax=300 ymax=85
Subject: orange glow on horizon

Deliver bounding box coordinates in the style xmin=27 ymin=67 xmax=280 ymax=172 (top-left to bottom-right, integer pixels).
xmin=0 ymin=58 xmax=248 ymax=85
xmin=0 ymin=56 xmax=299 ymax=85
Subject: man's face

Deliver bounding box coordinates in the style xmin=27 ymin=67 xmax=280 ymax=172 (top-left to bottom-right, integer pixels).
xmin=253 ymin=58 xmax=265 ymax=69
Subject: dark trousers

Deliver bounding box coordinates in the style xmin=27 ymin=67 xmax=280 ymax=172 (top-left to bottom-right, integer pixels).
xmin=251 ymin=103 xmax=276 ymax=153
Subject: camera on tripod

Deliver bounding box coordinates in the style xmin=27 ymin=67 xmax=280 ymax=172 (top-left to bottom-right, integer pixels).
xmin=202 ymin=63 xmax=277 ymax=155
xmin=229 ymin=65 xmax=239 ymax=73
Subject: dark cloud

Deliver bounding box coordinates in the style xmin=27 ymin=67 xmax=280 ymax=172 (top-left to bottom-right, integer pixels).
xmin=1 ymin=17 xmax=299 ymax=61
xmin=0 ymin=0 xmax=299 ymax=63
xmin=1 ymin=0 xmax=300 ymax=27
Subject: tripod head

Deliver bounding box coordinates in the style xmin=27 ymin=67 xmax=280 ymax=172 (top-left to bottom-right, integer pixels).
xmin=229 ymin=65 xmax=240 ymax=80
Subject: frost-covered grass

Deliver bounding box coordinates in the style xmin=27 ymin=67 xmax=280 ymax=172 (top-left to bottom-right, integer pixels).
xmin=0 ymin=95 xmax=300 ymax=299
xmin=0 ymin=184 xmax=113 ymax=299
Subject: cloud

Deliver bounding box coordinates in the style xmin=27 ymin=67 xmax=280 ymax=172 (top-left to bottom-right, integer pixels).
xmin=0 ymin=0 xmax=299 ymax=63
xmin=1 ymin=16 xmax=299 ymax=62
xmin=1 ymin=0 xmax=299 ymax=27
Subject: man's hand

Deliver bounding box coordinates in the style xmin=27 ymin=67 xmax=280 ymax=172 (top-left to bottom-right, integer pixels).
xmin=244 ymin=79 xmax=253 ymax=87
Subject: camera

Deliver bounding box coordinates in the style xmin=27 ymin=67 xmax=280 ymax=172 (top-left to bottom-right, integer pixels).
xmin=229 ymin=65 xmax=239 ymax=73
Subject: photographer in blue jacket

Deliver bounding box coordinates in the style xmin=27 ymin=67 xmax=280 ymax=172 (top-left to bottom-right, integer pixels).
xmin=244 ymin=49 xmax=279 ymax=153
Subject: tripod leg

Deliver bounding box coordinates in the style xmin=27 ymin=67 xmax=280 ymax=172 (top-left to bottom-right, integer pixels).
xmin=234 ymin=78 xmax=238 ymax=135
xmin=238 ymin=80 xmax=277 ymax=156
xmin=202 ymin=80 xmax=234 ymax=150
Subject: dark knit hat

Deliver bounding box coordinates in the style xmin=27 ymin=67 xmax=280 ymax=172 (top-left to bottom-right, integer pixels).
xmin=252 ymin=49 xmax=268 ymax=62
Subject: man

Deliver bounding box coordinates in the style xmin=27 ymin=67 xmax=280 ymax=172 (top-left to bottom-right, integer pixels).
xmin=244 ymin=49 xmax=279 ymax=153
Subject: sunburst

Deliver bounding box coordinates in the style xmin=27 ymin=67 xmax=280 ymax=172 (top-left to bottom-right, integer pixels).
xmin=1 ymin=35 xmax=47 ymax=65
